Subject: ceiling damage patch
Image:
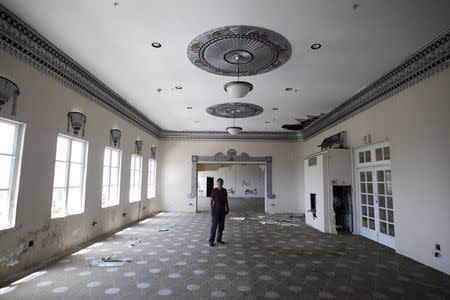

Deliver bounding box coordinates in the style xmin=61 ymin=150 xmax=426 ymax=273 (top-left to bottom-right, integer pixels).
xmin=281 ymin=115 xmax=324 ymax=131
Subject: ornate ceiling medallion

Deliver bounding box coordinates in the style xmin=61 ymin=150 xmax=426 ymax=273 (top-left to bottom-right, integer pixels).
xmin=206 ymin=102 xmax=263 ymax=119
xmin=187 ymin=25 xmax=291 ymax=76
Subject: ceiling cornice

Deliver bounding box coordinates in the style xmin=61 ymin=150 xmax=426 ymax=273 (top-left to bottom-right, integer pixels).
xmin=0 ymin=4 xmax=448 ymax=142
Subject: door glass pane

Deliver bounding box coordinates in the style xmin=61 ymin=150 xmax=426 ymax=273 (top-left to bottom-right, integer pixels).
xmin=377 ymin=171 xmax=384 ymax=182
xmin=386 ymin=184 xmax=392 ymax=195
xmin=71 ymin=140 xmax=84 ymax=163
xmin=362 ymin=206 xmax=367 ymax=216
xmin=366 ymin=172 xmax=372 ymax=182
xmin=0 ymin=122 xmax=17 ymax=155
xmin=67 ymin=187 xmax=81 ymax=213
xmin=0 ymin=156 xmax=13 ymax=189
xmin=380 ymin=222 xmax=387 ymax=234
xmin=378 ymin=183 xmax=385 ymax=195
xmin=368 ymin=195 xmax=374 ymax=205
xmin=53 ymin=162 xmax=68 ymax=188
xmin=369 ymin=219 xmax=375 ymax=230
xmin=388 ymin=224 xmax=395 ymax=237
xmin=360 ymin=183 xmax=366 ymax=193
xmin=375 ymin=148 xmax=383 ymax=161
xmin=360 ymin=172 xmax=365 ymax=182
xmin=379 ymin=209 xmax=386 ymax=221
xmin=69 ymin=163 xmax=83 ymax=187
xmin=367 ymin=183 xmax=373 ymax=194
xmin=368 ymin=207 xmax=374 ymax=218
xmin=362 ymin=217 xmax=368 ymax=228
xmin=361 ymin=194 xmax=366 ymax=204
xmin=384 ymin=147 xmax=390 ymax=160
xmin=387 ymin=197 xmax=393 ymax=209
xmin=385 ymin=170 xmax=392 ymax=182
xmin=379 ymin=196 xmax=386 ymax=208
xmin=55 ymin=137 xmax=69 ymax=161
xmin=388 ymin=210 xmax=394 ymax=223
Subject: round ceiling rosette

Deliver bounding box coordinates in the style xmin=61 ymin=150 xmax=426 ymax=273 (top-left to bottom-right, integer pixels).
xmin=206 ymin=102 xmax=263 ymax=118
xmin=187 ymin=25 xmax=291 ymax=76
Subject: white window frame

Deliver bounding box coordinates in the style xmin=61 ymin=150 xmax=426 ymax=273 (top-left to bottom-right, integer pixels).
xmin=51 ymin=134 xmax=88 ymax=218
xmin=0 ymin=118 xmax=25 ymax=231
xmin=129 ymin=154 xmax=143 ymax=202
xmin=101 ymin=147 xmax=122 ymax=208
xmin=147 ymin=158 xmax=157 ymax=199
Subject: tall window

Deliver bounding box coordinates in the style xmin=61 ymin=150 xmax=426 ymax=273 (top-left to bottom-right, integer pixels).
xmin=147 ymin=159 xmax=157 ymax=199
xmin=102 ymin=147 xmax=122 ymax=207
xmin=0 ymin=118 xmax=25 ymax=230
xmin=51 ymin=135 xmax=88 ymax=218
xmin=129 ymin=155 xmax=142 ymax=202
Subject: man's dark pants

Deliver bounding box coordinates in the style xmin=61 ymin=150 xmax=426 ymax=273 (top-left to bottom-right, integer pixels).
xmin=209 ymin=208 xmax=225 ymax=243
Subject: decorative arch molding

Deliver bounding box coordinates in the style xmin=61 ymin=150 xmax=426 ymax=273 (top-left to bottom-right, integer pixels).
xmin=188 ymin=149 xmax=275 ymax=201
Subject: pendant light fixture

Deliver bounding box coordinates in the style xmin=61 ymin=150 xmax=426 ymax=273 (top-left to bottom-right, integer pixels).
xmin=224 ymin=51 xmax=253 ymax=98
xmin=226 ymin=110 xmax=243 ymax=135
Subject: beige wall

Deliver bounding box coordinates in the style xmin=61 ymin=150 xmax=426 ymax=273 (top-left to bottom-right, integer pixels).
xmin=0 ymin=50 xmax=160 ymax=280
xmin=157 ymin=141 xmax=304 ymax=214
xmin=302 ymin=68 xmax=450 ymax=274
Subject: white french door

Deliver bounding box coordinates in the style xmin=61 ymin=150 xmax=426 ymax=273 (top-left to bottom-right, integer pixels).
xmin=355 ymin=142 xmax=395 ymax=248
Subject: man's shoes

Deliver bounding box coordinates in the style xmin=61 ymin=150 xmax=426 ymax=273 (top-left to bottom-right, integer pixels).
xmin=217 ymin=240 xmax=225 ymax=244
xmin=209 ymin=242 xmax=215 ymax=247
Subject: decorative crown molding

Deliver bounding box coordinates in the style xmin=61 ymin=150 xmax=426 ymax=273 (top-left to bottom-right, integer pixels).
xmin=0 ymin=4 xmax=448 ymax=142
xmin=0 ymin=5 xmax=161 ymax=136
xmin=302 ymin=31 xmax=450 ymax=139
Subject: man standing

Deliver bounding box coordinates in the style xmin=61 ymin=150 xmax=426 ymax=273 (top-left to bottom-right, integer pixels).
xmin=209 ymin=178 xmax=230 ymax=247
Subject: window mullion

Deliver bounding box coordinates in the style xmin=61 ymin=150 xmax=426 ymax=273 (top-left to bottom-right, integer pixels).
xmin=65 ymin=139 xmax=72 ymax=216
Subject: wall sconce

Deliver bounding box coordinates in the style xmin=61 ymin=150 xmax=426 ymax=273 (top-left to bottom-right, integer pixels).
xmin=110 ymin=129 xmax=121 ymax=147
xmin=67 ymin=112 xmax=86 ymax=137
xmin=0 ymin=76 xmax=20 ymax=116
xmin=135 ymin=140 xmax=143 ymax=154
xmin=151 ymin=146 xmax=157 ymax=159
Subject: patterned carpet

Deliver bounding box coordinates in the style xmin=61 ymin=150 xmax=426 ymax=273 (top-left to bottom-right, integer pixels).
xmin=0 ymin=212 xmax=449 ymax=300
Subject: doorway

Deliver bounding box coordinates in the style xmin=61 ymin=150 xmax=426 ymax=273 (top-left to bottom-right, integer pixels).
xmin=355 ymin=142 xmax=395 ymax=248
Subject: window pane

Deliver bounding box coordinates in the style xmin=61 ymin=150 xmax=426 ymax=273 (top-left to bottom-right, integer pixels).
xmin=366 ymin=172 xmax=372 ymax=182
xmin=379 ymin=196 xmax=386 ymax=208
xmin=69 ymin=163 xmax=83 ymax=187
xmin=67 ymin=187 xmax=82 ymax=214
xmin=360 ymin=172 xmax=365 ymax=182
xmin=110 ymin=167 xmax=119 ymax=186
xmin=361 ymin=194 xmax=366 ymax=204
xmin=109 ymin=186 xmax=118 ymax=205
xmin=384 ymin=147 xmax=390 ymax=160
xmin=360 ymin=183 xmax=366 ymax=193
xmin=111 ymin=150 xmax=119 ymax=167
xmin=388 ymin=224 xmax=395 ymax=237
xmin=71 ymin=140 xmax=84 ymax=163
xmin=0 ymin=155 xmax=13 ymax=189
xmin=53 ymin=161 xmax=68 ymax=188
xmin=362 ymin=206 xmax=367 ymax=216
xmin=0 ymin=190 xmax=10 ymax=228
xmin=386 ymin=184 xmax=392 ymax=195
xmin=362 ymin=217 xmax=368 ymax=228
xmin=369 ymin=218 xmax=375 ymax=230
xmin=378 ymin=183 xmax=385 ymax=195
xmin=367 ymin=183 xmax=373 ymax=194
xmin=0 ymin=121 xmax=17 ymax=155
xmin=135 ymin=170 xmax=141 ymax=185
xmin=375 ymin=148 xmax=383 ymax=161
xmin=104 ymin=148 xmax=111 ymax=167
xmin=359 ymin=152 xmax=364 ymax=163
xmin=51 ymin=188 xmax=66 ymax=217
xmin=365 ymin=151 xmax=371 ymax=163
xmin=379 ymin=209 xmax=386 ymax=221
xmin=368 ymin=195 xmax=374 ymax=206
xmin=388 ymin=210 xmax=394 ymax=223
xmin=102 ymin=186 xmax=109 ymax=207
xmin=368 ymin=207 xmax=374 ymax=218
xmin=387 ymin=197 xmax=393 ymax=209
xmin=55 ymin=137 xmax=69 ymax=161
xmin=380 ymin=222 xmax=387 ymax=234
xmin=377 ymin=171 xmax=384 ymax=182
xmin=385 ymin=170 xmax=392 ymax=182
xmin=102 ymin=166 xmax=110 ymax=186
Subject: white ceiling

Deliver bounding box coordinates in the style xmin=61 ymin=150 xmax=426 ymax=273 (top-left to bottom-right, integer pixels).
xmin=2 ymin=0 xmax=449 ymax=132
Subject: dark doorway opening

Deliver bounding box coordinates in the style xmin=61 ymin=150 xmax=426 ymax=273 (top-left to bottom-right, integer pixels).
xmin=333 ymin=186 xmax=352 ymax=234
xmin=206 ymin=177 xmax=214 ymax=197
xmin=310 ymin=193 xmax=317 ymax=219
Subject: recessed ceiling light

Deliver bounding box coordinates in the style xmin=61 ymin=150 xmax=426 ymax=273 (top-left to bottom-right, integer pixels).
xmin=265 ymin=121 xmax=270 ymax=124
xmin=285 ymin=87 xmax=293 ymax=91
xmin=272 ymin=107 xmax=278 ymax=111
xmin=151 ymin=42 xmax=162 ymax=48
xmin=187 ymin=106 xmax=192 ymax=110
xmin=194 ymin=120 xmax=200 ymax=123
xmin=175 ymin=86 xmax=182 ymax=90
xmin=113 ymin=1 xmax=119 ymax=7
xmin=311 ymin=43 xmax=322 ymax=50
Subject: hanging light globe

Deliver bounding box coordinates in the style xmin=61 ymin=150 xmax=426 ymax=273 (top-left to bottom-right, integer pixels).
xmin=226 ymin=126 xmax=243 ymax=135
xmin=224 ymin=81 xmax=253 ymax=98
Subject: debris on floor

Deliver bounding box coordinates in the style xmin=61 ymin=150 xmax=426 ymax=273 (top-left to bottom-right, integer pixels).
xmin=90 ymin=257 xmax=131 ymax=267
xmin=256 ymin=213 xmax=304 ymax=227
xmin=127 ymin=238 xmax=142 ymax=248
xmin=230 ymin=217 xmax=246 ymax=221
xmin=158 ymin=224 xmax=177 ymax=232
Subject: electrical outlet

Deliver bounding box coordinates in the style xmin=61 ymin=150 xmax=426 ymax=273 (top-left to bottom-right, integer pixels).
xmin=435 ymin=244 xmax=441 ymax=251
